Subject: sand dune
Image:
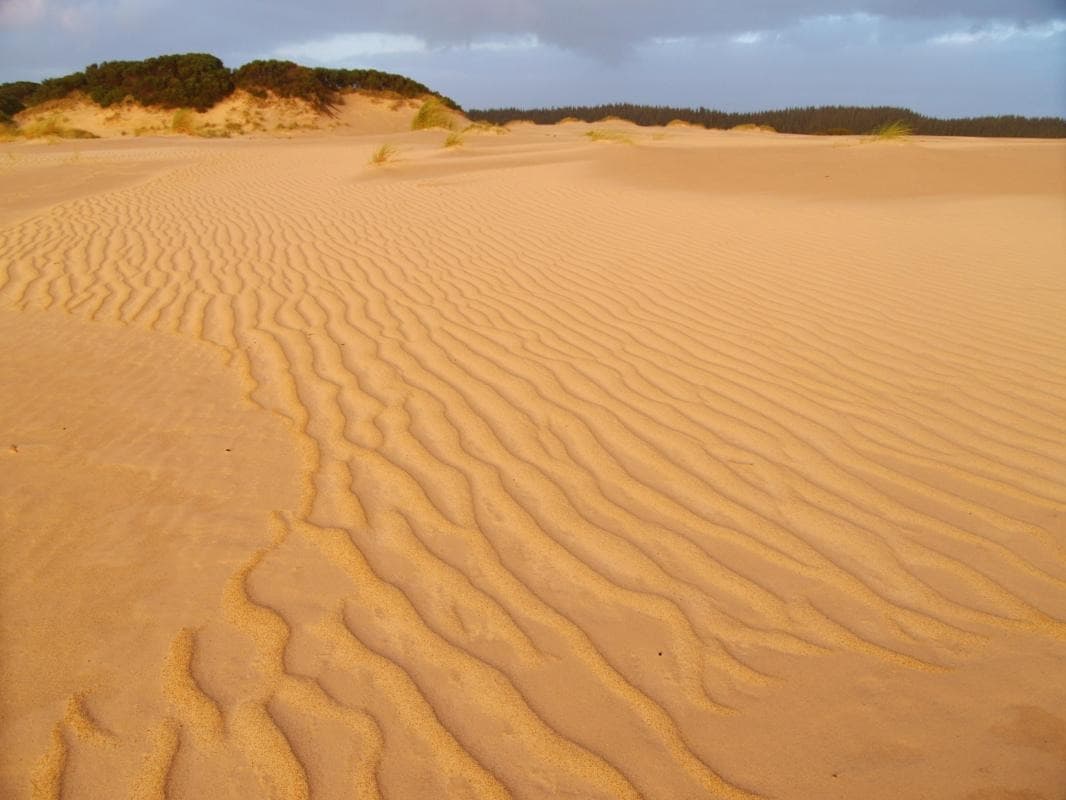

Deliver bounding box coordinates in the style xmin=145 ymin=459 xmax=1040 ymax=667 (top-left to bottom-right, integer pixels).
xmin=1 ymin=126 xmax=1065 ymax=799
xmin=11 ymin=90 xmax=431 ymax=140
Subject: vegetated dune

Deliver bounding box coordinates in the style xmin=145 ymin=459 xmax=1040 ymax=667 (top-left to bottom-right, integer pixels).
xmin=1 ymin=124 xmax=1065 ymax=800
xmin=10 ymin=90 xmax=441 ymax=139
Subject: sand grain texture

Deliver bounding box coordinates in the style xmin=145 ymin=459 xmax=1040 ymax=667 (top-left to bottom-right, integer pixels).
xmin=1 ymin=128 xmax=1065 ymax=799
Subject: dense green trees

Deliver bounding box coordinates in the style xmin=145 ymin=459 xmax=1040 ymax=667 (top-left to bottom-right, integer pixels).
xmin=233 ymin=60 xmax=332 ymax=107
xmin=313 ymin=68 xmax=457 ymax=108
xmin=24 ymin=54 xmax=234 ymax=110
xmin=0 ymin=80 xmax=41 ymax=116
xmin=232 ymin=61 xmax=457 ymax=110
xmin=468 ymin=103 xmax=1066 ymax=138
xmin=0 ymin=53 xmax=453 ymax=115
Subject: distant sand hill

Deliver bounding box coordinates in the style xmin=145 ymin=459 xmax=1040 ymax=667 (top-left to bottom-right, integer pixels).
xmin=1 ymin=54 xmax=464 ymax=140
xmin=1 ymin=121 xmax=1065 ymax=799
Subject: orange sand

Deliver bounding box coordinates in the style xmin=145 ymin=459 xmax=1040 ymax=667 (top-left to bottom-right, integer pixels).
xmin=1 ymin=122 xmax=1065 ymax=799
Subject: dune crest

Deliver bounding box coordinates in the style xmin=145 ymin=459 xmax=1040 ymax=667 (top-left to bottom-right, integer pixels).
xmin=11 ymin=90 xmax=435 ymax=139
xmin=1 ymin=127 xmax=1064 ymax=799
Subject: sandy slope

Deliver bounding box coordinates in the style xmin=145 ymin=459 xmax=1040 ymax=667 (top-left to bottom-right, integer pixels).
xmin=11 ymin=90 xmax=433 ymax=139
xmin=1 ymin=126 xmax=1065 ymax=800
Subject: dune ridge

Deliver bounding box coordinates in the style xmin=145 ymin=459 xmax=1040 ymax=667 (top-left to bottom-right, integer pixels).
xmin=1 ymin=128 xmax=1065 ymax=799
xmin=7 ymin=91 xmax=431 ymax=141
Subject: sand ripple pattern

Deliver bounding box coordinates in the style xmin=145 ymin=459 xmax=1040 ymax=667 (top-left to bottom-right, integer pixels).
xmin=2 ymin=139 xmax=1065 ymax=799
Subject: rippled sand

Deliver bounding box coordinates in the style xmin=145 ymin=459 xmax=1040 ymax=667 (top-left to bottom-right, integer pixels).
xmin=2 ymin=126 xmax=1065 ymax=799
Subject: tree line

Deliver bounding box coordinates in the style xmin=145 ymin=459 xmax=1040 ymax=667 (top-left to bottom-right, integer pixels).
xmin=467 ymin=103 xmax=1066 ymax=138
xmin=0 ymin=53 xmax=457 ymax=120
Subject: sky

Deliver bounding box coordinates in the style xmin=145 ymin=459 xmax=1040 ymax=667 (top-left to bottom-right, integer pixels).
xmin=1 ymin=1 xmax=1064 ymax=117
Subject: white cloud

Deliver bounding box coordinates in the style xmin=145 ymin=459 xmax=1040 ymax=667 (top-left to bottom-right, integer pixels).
xmin=275 ymin=32 xmax=426 ymax=63
xmin=929 ymin=18 xmax=1066 ymax=45
xmin=274 ymin=30 xmax=544 ymax=64
xmin=649 ymin=35 xmax=694 ymax=46
xmin=731 ymin=31 xmax=765 ymax=45
xmin=469 ymin=33 xmax=540 ymax=52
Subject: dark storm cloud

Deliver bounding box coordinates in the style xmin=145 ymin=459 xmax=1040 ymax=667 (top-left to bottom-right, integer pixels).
xmin=2 ymin=0 xmax=1064 ymax=59
xmin=378 ymin=1 xmax=1066 ymax=53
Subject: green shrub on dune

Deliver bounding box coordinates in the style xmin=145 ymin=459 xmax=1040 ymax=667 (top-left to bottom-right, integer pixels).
xmin=412 ymin=97 xmax=455 ymax=130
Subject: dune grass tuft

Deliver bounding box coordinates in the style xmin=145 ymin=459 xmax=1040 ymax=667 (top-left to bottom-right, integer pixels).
xmin=369 ymin=143 xmax=398 ymax=166
xmin=170 ymin=108 xmax=199 ymax=135
xmin=412 ymin=97 xmax=454 ymax=131
xmin=585 ymin=129 xmax=633 ymax=144
xmin=171 ymin=109 xmax=236 ymax=137
xmin=443 ymin=131 xmax=464 ymax=148
xmin=871 ymin=120 xmax=913 ymax=140
xmin=463 ymin=121 xmax=508 ymax=136
xmin=731 ymin=123 xmax=777 ymax=133
xmin=18 ymin=115 xmax=98 ymax=140
xmin=197 ymin=125 xmax=231 ymax=138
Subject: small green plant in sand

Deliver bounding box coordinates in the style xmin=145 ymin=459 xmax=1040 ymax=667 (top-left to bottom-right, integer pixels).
xmin=369 ymin=143 xmax=398 ymax=166
xmin=585 ymin=129 xmax=633 ymax=144
xmin=412 ymin=97 xmax=454 ymax=131
xmin=871 ymin=120 xmax=913 ymax=140
xmin=443 ymin=131 xmax=464 ymax=148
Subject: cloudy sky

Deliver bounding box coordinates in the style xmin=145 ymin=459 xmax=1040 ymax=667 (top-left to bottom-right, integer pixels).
xmin=1 ymin=0 xmax=1064 ymax=117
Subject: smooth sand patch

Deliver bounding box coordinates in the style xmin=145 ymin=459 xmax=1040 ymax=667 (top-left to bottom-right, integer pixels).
xmin=0 ymin=309 xmax=301 ymax=798
xmin=1 ymin=128 xmax=1064 ymax=799
xmin=0 ymin=145 xmax=195 ymax=227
